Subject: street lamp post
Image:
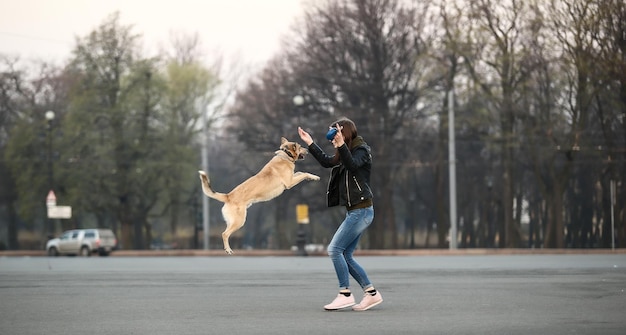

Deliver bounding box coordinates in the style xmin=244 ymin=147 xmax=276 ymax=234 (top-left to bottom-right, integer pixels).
xmin=200 ymin=102 xmax=210 ymax=250
xmin=292 ymin=95 xmax=308 ymax=256
xmin=293 ymin=95 xmax=304 ymax=127
xmin=45 ymin=110 xmax=55 ymax=237
xmin=448 ymin=90 xmax=458 ymax=249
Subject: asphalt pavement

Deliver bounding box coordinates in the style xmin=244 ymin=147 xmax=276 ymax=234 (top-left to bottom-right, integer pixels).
xmin=1 ymin=254 xmax=625 ymax=335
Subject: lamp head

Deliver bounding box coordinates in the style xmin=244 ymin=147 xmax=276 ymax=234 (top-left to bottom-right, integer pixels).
xmin=292 ymin=95 xmax=304 ymax=106
xmin=45 ymin=111 xmax=55 ymax=121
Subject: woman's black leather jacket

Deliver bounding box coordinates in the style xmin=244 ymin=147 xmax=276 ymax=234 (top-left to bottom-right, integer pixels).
xmin=307 ymin=136 xmax=373 ymax=208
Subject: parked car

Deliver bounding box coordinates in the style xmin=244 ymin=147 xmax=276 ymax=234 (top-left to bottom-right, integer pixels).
xmin=46 ymin=229 xmax=117 ymax=257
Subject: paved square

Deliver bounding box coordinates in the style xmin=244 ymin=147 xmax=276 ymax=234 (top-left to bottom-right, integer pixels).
xmin=1 ymin=254 xmax=625 ymax=334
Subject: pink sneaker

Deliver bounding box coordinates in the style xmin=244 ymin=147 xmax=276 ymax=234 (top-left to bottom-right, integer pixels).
xmin=324 ymin=293 xmax=356 ymax=311
xmin=352 ymin=291 xmax=383 ymax=311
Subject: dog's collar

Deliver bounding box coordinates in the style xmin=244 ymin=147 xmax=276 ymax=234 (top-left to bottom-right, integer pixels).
xmin=280 ymin=148 xmax=296 ymax=160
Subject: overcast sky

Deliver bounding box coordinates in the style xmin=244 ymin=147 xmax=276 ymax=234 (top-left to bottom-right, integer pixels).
xmin=0 ymin=0 xmax=307 ymax=67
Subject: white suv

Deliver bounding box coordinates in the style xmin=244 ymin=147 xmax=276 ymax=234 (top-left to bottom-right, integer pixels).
xmin=46 ymin=229 xmax=117 ymax=257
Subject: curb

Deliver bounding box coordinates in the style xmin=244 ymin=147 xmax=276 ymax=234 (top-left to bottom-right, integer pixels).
xmin=1 ymin=248 xmax=624 ymax=257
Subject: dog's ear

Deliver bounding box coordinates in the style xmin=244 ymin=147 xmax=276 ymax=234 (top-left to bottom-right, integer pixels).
xmin=281 ymin=137 xmax=288 ymax=145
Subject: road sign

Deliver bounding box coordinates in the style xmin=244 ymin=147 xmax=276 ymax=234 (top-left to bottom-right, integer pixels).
xmin=48 ymin=206 xmax=72 ymax=219
xmin=46 ymin=190 xmax=56 ymax=207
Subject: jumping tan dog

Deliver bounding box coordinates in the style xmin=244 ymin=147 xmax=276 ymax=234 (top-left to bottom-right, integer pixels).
xmin=198 ymin=137 xmax=320 ymax=254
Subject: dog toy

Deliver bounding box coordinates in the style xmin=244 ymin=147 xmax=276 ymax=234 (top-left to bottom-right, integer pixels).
xmin=326 ymin=128 xmax=338 ymax=141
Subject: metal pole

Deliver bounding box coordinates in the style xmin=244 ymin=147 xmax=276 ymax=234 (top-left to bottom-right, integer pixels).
xmin=47 ymin=125 xmax=53 ymax=192
xmin=610 ymin=179 xmax=615 ymax=251
xmin=448 ymin=90 xmax=458 ymax=249
xmin=45 ymin=111 xmax=55 ymax=238
xmin=201 ymin=104 xmax=210 ymax=250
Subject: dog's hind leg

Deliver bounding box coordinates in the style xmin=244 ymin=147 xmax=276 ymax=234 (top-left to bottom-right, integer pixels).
xmin=221 ymin=204 xmax=247 ymax=255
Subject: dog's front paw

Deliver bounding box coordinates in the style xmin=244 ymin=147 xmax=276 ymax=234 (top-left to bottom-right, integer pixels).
xmin=308 ymin=174 xmax=321 ymax=181
xmin=225 ymin=248 xmax=234 ymax=255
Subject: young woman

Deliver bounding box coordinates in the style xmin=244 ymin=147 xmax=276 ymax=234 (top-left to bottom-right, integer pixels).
xmin=298 ymin=118 xmax=383 ymax=311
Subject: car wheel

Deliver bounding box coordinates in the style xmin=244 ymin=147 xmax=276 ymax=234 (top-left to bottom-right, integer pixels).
xmin=47 ymin=247 xmax=59 ymax=257
xmin=80 ymin=246 xmax=91 ymax=257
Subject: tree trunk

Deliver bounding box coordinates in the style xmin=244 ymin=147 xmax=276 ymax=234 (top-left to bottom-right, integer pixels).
xmin=502 ymin=97 xmax=520 ymax=248
xmin=119 ymin=197 xmax=136 ymax=249
xmin=170 ymin=200 xmax=179 ymax=235
xmin=121 ymin=222 xmax=132 ymax=250
xmin=276 ymin=196 xmax=290 ymax=249
xmin=7 ymin=201 xmax=18 ymax=249
xmin=380 ymin=171 xmax=397 ymax=249
xmin=545 ymin=181 xmax=565 ymax=248
xmin=502 ymin=160 xmax=515 ymax=247
xmin=578 ymin=168 xmax=594 ymax=247
xmin=370 ymin=168 xmax=394 ymax=249
xmin=601 ymin=178 xmax=613 ymax=248
xmin=134 ymin=217 xmax=144 ymax=250
xmin=554 ymin=184 xmax=565 ymax=248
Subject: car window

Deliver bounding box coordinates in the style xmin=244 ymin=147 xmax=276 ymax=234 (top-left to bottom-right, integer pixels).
xmin=71 ymin=232 xmax=79 ymax=239
xmin=60 ymin=232 xmax=71 ymax=240
xmin=84 ymin=232 xmax=95 ymax=238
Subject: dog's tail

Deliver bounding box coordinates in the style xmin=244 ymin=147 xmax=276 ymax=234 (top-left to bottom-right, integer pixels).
xmin=198 ymin=171 xmax=228 ymax=203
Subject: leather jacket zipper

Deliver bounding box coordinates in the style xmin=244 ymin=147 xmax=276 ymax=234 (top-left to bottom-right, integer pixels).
xmin=353 ymin=176 xmax=362 ymax=193
xmin=346 ymin=173 xmax=351 ymax=207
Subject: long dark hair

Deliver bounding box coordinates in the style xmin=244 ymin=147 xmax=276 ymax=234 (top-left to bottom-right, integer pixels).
xmin=330 ymin=118 xmax=358 ymax=165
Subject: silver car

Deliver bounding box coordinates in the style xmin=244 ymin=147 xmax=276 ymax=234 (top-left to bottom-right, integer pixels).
xmin=46 ymin=229 xmax=117 ymax=257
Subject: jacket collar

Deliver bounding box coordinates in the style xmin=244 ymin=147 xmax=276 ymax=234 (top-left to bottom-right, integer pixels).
xmin=350 ymin=136 xmax=367 ymax=150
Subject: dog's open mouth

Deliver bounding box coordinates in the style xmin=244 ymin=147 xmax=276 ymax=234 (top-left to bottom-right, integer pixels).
xmin=298 ymin=149 xmax=308 ymax=160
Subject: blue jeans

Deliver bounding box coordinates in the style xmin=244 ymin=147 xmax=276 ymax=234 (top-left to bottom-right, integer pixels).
xmin=327 ymin=206 xmax=374 ymax=290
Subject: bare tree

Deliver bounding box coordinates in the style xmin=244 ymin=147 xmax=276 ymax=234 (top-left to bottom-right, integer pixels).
xmin=285 ymin=0 xmax=431 ymax=248
xmin=593 ymin=0 xmax=626 ymax=247
xmin=0 ymin=56 xmax=25 ymax=249
xmin=534 ymin=0 xmax=600 ymax=248
xmin=462 ymin=0 xmax=539 ymax=247
xmin=2 ymin=57 xmax=70 ymax=248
